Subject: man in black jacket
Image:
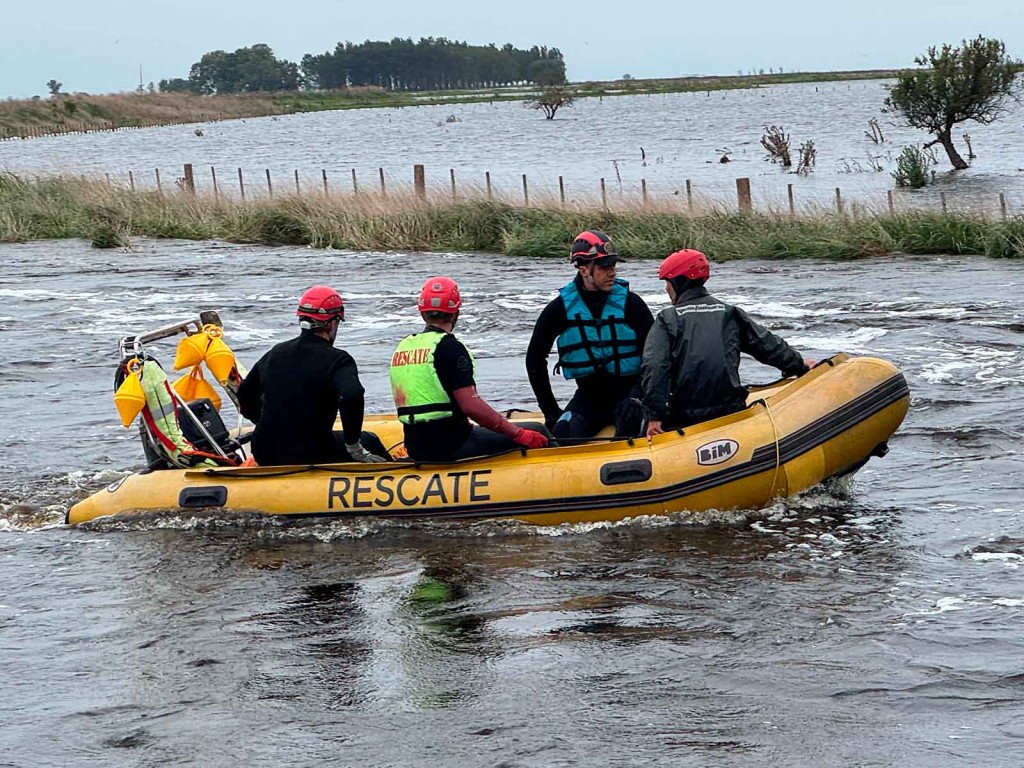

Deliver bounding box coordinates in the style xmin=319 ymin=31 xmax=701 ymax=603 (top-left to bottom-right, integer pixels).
xmin=641 ymin=250 xmax=814 ymax=438
xmin=526 ymin=229 xmax=654 ymax=439
xmin=237 ymin=285 xmax=387 ymax=465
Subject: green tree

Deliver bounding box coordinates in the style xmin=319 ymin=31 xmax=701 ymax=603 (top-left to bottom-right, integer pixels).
xmin=46 ymin=79 xmax=62 ymax=96
xmin=158 ymin=78 xmax=195 ymax=93
xmin=528 ymin=58 xmax=566 ymax=86
xmin=187 ymin=44 xmax=299 ymax=94
xmin=885 ymin=36 xmax=1022 ymax=170
xmin=527 ymin=86 xmax=573 ymax=119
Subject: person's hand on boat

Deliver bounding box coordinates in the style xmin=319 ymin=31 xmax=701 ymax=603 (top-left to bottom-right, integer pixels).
xmin=646 ymin=420 xmax=664 ymax=441
xmin=346 ymin=442 xmax=387 ymax=463
xmin=804 ymin=358 xmax=817 ymax=371
xmin=513 ymin=428 xmax=549 ymax=450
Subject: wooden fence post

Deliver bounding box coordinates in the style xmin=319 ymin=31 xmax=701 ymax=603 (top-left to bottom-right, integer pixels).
xmin=211 ymin=166 xmax=219 ymax=200
xmin=600 ymin=178 xmax=607 ymax=209
xmin=450 ymin=168 xmax=457 ymax=199
xmin=183 ymin=163 xmax=195 ymax=195
xmin=294 ymin=170 xmax=301 ymax=195
xmin=322 ymin=169 xmax=329 ymax=196
xmin=559 ymin=176 xmax=566 ymax=206
xmin=887 ymin=189 xmax=894 ymax=215
xmin=351 ymin=168 xmax=359 ymax=194
xmin=238 ymin=168 xmax=245 ymax=201
xmin=1000 ymin=193 xmax=1008 ymax=221
xmin=835 ymin=187 xmax=843 ymax=215
xmin=485 ymin=171 xmax=492 ymax=200
xmin=413 ymin=164 xmax=426 ymax=199
xmin=128 ymin=171 xmax=135 ymax=192
xmin=641 ymin=179 xmax=648 ymax=206
xmin=686 ymin=179 xmax=693 ymax=212
xmin=787 ymin=183 xmax=795 ymax=216
xmin=736 ymin=177 xmax=752 ymax=213
xmin=155 ymin=168 xmax=162 ymax=194
xmin=266 ymin=169 xmax=273 ymax=198
xmin=522 ymin=174 xmax=529 ymax=205
xmin=378 ymin=167 xmax=386 ymax=196
xmin=940 ymin=191 xmax=947 ymax=214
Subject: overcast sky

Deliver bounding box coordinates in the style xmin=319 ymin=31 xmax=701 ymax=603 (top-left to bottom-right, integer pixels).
xmin=1 ymin=0 xmax=1021 ymax=98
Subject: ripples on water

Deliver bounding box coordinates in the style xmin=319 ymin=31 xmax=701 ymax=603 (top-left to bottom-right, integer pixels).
xmin=2 ymin=240 xmax=1023 ymax=765
xmin=2 ymin=79 xmax=1023 ymax=211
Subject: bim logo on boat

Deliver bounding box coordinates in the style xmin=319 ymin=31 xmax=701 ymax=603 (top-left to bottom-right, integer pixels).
xmin=696 ymin=439 xmax=739 ymax=466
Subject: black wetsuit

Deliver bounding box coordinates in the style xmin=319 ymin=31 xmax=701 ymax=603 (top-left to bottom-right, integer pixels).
xmin=526 ymin=275 xmax=654 ymax=437
xmin=238 ymin=330 xmax=381 ymax=465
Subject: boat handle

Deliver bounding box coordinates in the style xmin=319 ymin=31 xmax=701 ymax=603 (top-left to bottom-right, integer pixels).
xmin=600 ymin=459 xmax=652 ymax=486
xmin=178 ymin=486 xmax=228 ymax=508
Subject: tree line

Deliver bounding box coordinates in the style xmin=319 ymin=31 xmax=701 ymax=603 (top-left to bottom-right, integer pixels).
xmin=159 ymin=39 xmax=565 ymax=95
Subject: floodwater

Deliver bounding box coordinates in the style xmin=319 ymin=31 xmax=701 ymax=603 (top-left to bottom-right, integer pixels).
xmin=2 ymin=239 xmax=1023 ymax=766
xmin=2 ymin=79 xmax=1023 ymax=212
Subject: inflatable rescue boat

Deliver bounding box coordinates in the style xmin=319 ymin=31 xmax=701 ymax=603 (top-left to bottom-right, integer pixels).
xmin=67 ymin=345 xmax=909 ymax=526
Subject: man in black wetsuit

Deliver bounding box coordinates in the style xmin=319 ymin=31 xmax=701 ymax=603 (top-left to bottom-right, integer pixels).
xmin=641 ymin=249 xmax=815 ymax=438
xmin=390 ymin=276 xmax=549 ymax=462
xmin=237 ymin=285 xmax=387 ymax=465
xmin=526 ymin=229 xmax=654 ymax=439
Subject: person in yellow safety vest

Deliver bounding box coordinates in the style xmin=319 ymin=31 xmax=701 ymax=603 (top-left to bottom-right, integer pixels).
xmin=390 ymin=276 xmax=550 ymax=462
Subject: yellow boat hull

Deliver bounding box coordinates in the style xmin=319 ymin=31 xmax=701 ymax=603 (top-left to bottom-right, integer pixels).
xmin=66 ymin=354 xmax=909 ymax=526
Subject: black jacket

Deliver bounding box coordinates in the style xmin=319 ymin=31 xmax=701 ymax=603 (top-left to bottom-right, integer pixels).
xmin=237 ymin=331 xmax=366 ymax=465
xmin=526 ymin=275 xmax=654 ymax=423
xmin=641 ymin=285 xmax=808 ymax=427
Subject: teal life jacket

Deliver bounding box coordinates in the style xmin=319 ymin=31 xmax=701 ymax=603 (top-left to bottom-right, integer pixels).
xmin=555 ymin=278 xmax=641 ymax=380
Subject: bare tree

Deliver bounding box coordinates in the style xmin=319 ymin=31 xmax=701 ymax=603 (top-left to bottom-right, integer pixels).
xmin=797 ymin=141 xmax=817 ymax=175
xmin=760 ymin=125 xmax=792 ymax=167
xmin=865 ymin=117 xmax=885 ymax=143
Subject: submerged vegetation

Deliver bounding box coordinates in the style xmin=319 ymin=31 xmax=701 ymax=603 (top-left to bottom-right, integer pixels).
xmin=1 ymin=174 xmax=1022 ymax=259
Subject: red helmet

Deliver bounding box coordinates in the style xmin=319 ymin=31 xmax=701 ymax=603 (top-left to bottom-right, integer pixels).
xmin=658 ymin=249 xmax=710 ymax=283
xmin=570 ymin=229 xmax=619 ymax=266
xmin=296 ymin=285 xmax=345 ymax=323
xmin=418 ymin=277 xmax=461 ymax=315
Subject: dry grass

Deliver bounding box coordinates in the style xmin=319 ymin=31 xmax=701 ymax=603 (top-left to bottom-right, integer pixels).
xmin=2 ymin=173 xmax=1022 ymax=259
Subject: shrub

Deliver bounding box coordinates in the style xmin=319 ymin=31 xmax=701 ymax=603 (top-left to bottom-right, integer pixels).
xmin=892 ymin=146 xmax=932 ymax=188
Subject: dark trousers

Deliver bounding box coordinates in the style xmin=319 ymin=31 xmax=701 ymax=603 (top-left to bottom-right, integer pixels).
xmin=332 ymin=430 xmax=392 ymax=460
xmin=552 ymin=392 xmax=644 ymax=439
xmin=665 ymin=400 xmax=747 ymax=430
xmin=443 ymin=422 xmax=551 ymax=461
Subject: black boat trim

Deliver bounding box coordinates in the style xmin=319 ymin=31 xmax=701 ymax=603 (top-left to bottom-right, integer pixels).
xmin=276 ymin=372 xmax=910 ymax=522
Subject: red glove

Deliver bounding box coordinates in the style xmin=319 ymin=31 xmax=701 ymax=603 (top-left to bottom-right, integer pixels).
xmin=514 ymin=428 xmax=548 ymax=449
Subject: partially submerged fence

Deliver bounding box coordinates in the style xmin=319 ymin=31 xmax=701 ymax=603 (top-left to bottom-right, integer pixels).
xmin=76 ymin=163 xmax=1019 ymax=220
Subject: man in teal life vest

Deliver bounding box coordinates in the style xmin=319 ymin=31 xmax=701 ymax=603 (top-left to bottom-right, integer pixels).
xmin=390 ymin=277 xmax=549 ymax=462
xmin=526 ymin=230 xmax=655 ymax=439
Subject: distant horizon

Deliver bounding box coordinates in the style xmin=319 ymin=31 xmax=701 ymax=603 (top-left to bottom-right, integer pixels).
xmin=1 ymin=0 xmax=1020 ymax=99
xmin=1 ymin=63 xmax=907 ymax=101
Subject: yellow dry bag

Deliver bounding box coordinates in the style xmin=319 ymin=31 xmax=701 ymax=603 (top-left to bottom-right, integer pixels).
xmin=113 ymin=358 xmax=147 ymax=427
xmin=172 ymin=365 xmax=222 ymax=411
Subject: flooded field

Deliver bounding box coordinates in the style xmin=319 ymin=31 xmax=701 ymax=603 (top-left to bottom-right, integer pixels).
xmin=2 ymin=79 xmax=1023 ymax=213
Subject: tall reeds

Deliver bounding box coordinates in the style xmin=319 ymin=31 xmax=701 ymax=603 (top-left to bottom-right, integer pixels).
xmin=1 ymin=173 xmax=1021 ymax=259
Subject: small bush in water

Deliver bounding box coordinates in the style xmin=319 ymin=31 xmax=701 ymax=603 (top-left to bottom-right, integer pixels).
xmin=892 ymin=146 xmax=932 ymax=188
